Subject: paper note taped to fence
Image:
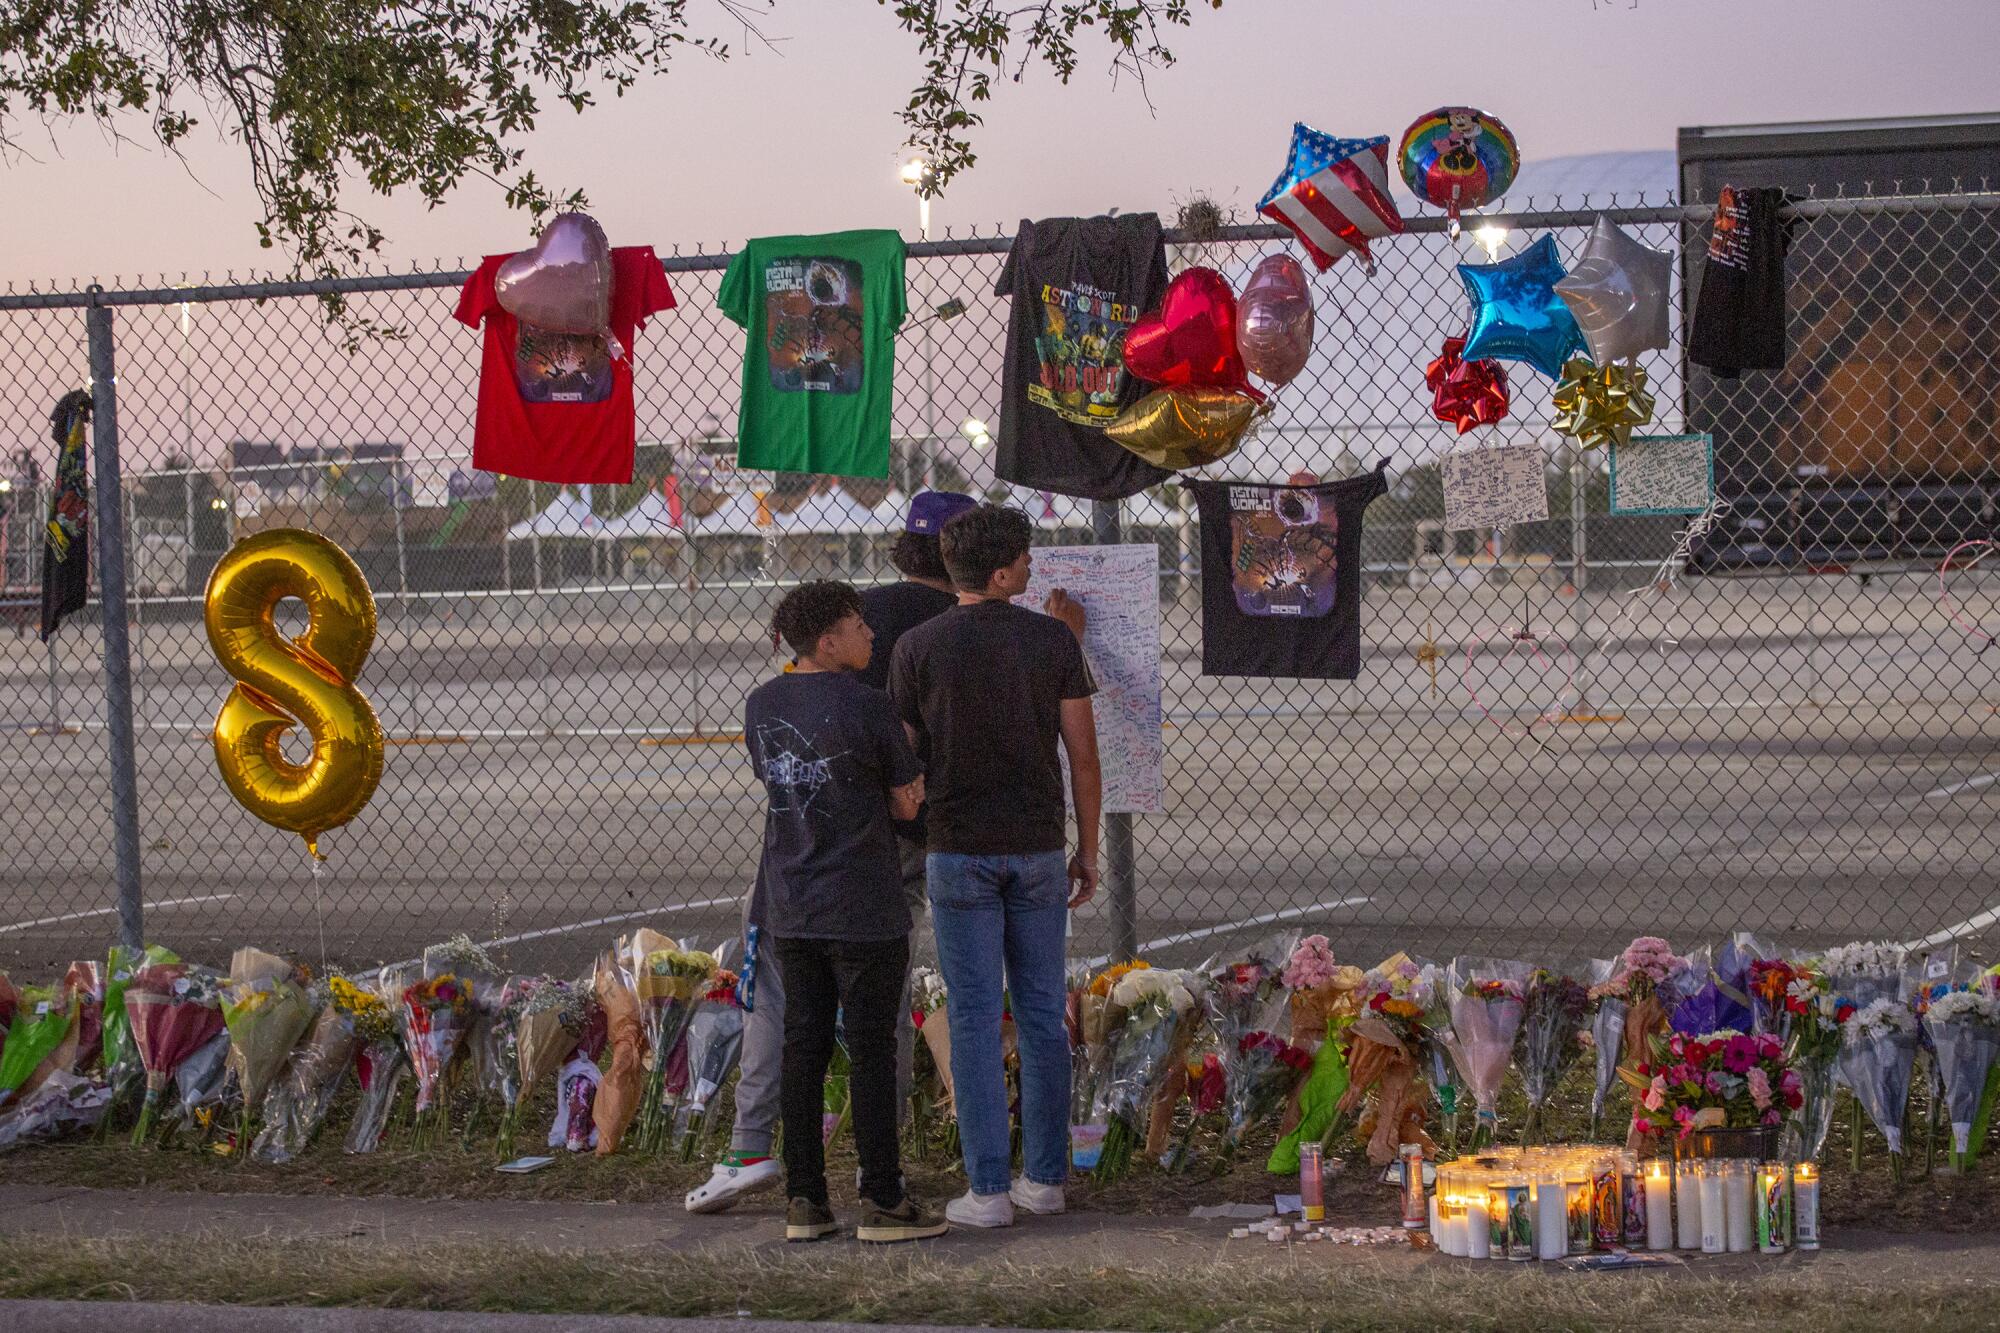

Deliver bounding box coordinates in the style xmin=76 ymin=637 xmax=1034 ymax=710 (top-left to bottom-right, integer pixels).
xmin=1610 ymin=434 xmax=1715 ymax=515
xmin=1019 ymin=544 xmax=1164 ymax=815
xmin=1442 ymin=444 xmax=1549 ymax=532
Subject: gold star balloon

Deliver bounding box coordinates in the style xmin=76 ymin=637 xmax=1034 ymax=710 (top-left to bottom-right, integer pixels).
xmin=1106 ymin=387 xmax=1262 ymax=470
xmin=1551 ymin=356 xmax=1655 ymax=451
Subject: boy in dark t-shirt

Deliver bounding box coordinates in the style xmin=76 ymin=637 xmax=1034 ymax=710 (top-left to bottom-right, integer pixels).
xmin=744 ymin=580 xmax=946 ymax=1245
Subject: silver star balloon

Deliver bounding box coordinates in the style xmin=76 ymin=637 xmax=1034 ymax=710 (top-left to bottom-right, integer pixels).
xmin=1553 ymin=216 xmax=1672 ymax=363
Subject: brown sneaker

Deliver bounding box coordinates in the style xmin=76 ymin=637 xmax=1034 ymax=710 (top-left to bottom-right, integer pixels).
xmin=856 ymin=1196 xmax=949 ymax=1244
xmin=786 ymin=1197 xmax=839 ymax=1242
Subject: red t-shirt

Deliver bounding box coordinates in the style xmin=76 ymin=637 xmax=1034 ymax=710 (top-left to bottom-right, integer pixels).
xmin=454 ymin=245 xmax=675 ymax=484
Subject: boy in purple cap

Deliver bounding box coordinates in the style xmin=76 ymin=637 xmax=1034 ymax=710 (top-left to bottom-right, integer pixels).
xmin=688 ymin=491 xmax=988 ymax=1215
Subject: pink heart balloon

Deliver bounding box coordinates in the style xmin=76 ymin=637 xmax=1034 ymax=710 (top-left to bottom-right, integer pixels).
xmin=1236 ymin=254 xmax=1314 ymax=387
xmin=495 ymin=213 xmax=613 ymax=336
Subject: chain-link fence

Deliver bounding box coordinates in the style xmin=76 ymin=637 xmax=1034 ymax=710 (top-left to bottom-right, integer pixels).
xmin=3 ymin=189 xmax=1998 ymax=977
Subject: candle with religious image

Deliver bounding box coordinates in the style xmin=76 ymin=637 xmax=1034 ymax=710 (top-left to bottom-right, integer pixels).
xmin=1504 ymin=1181 xmax=1534 ymax=1261
xmin=1757 ymin=1161 xmax=1790 ymax=1254
xmin=1620 ymin=1151 xmax=1648 ymax=1249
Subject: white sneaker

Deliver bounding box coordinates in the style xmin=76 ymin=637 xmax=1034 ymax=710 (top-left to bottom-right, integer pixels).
xmin=685 ymin=1155 xmax=782 ymax=1214
xmin=944 ymin=1189 xmax=1015 ymax=1229
xmin=1009 ymin=1176 xmax=1067 ymax=1215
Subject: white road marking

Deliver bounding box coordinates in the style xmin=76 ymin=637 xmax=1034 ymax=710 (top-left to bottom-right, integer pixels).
xmin=0 ymin=893 xmax=237 ymax=936
xmin=377 ymin=894 xmax=743 ymax=969
xmin=1082 ymin=895 xmax=1371 ymax=969
xmin=1906 ymin=905 xmax=2000 ymax=951
xmin=1925 ymin=772 xmax=2000 ymax=799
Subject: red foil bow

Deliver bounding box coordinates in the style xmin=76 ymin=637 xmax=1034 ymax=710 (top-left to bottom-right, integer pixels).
xmin=1425 ymin=334 xmax=1509 ymax=434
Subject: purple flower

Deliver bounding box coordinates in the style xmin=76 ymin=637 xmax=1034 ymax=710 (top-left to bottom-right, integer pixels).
xmin=1721 ymin=1036 xmax=1758 ymax=1074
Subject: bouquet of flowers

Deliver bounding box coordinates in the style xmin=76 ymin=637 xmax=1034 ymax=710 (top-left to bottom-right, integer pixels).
xmin=164 ymin=1027 xmax=235 ymax=1145
xmin=222 ymin=947 xmax=314 ymax=1145
xmin=1840 ymin=997 xmax=1919 ymax=1168
xmin=1267 ymin=937 xmax=1365 ymax=1174
xmin=1205 ymin=934 xmax=1305 ymax=1149
xmin=1070 ymin=959 xmax=1150 ymax=1164
xmin=514 ymin=975 xmax=593 ymax=1127
xmin=59 ymin=960 xmax=104 ymax=1077
xmin=342 ymin=971 xmax=407 ymax=1155
xmin=634 ymin=943 xmax=718 ymax=1154
xmin=0 ymin=1070 xmax=114 ymax=1150
xmin=0 ymin=985 xmax=77 ymax=1110
xmin=475 ymin=977 xmax=532 ymax=1158
xmin=1748 ymin=956 xmax=1800 ymax=1044
xmin=1445 ymin=958 xmax=1529 ymax=1147
xmin=673 ymin=970 xmax=746 ymax=1160
xmin=1335 ymin=953 xmax=1438 ymax=1166
xmin=1088 ymin=967 xmax=1202 ymax=1180
xmin=1587 ymin=937 xmax=1687 ymax=1140
xmin=100 ymin=945 xmax=175 ymax=1106
xmin=1623 ymin=1028 xmax=1800 ymax=1140
xmin=0 ymin=973 xmax=16 ymax=1045
xmin=1516 ymin=968 xmax=1592 ymax=1143
xmin=1782 ymin=964 xmax=1846 ymax=1161
xmin=1822 ymin=941 xmax=1908 ymax=1010
xmin=400 ymin=972 xmax=472 ymax=1148
xmin=591 ymin=949 xmax=645 ymax=1155
xmin=1225 ymin=1030 xmax=1313 ymax=1147
xmin=252 ymin=973 xmax=371 ymax=1163
xmin=124 ymin=961 xmax=226 ymax=1143
xmin=1923 ymin=988 xmax=2000 ymax=1171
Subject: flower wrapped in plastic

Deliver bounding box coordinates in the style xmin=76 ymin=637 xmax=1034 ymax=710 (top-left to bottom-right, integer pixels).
xmin=1747 ymin=956 xmax=1800 ymax=1044
xmin=1335 ymin=953 xmax=1438 ymax=1166
xmin=673 ymin=970 xmax=746 ymax=1160
xmin=124 ymin=962 xmax=226 ymax=1144
xmin=1204 ymin=933 xmax=1302 ymax=1149
xmin=343 ymin=973 xmax=407 ymax=1155
xmin=400 ymin=972 xmax=473 ymax=1148
xmin=101 ymin=945 xmax=176 ymax=1110
xmin=1621 ymin=1027 xmax=1798 ymax=1142
xmin=0 ymin=1070 xmax=114 ymax=1150
xmin=1225 ymin=1030 xmax=1313 ymax=1147
xmin=59 ymin=960 xmax=104 ymax=1078
xmin=0 ymin=985 xmax=78 ymax=1111
xmin=1516 ymin=968 xmax=1592 ymax=1143
xmin=1821 ymin=941 xmax=1908 ymax=1011
xmin=633 ymin=941 xmax=718 ymax=1154
xmin=1586 ymin=937 xmax=1687 ymax=1141
xmin=0 ymin=973 xmax=16 ymax=1045
xmin=253 ymin=973 xmax=372 ymax=1163
xmin=1088 ymin=967 xmax=1202 ymax=1179
xmin=592 ymin=949 xmax=645 ymax=1156
xmin=222 ymin=947 xmax=314 ymax=1144
xmin=1266 ymin=938 xmax=1365 ymax=1174
xmin=513 ymin=974 xmax=593 ymax=1138
xmin=1783 ymin=964 xmax=1845 ymax=1161
xmin=477 ymin=977 xmax=533 ymax=1159
xmin=1840 ymin=997 xmax=1919 ymax=1164
xmin=1445 ymin=957 xmax=1529 ymax=1147
xmin=1922 ymin=988 xmax=2000 ymax=1170
xmin=1069 ymin=959 xmax=1151 ymax=1166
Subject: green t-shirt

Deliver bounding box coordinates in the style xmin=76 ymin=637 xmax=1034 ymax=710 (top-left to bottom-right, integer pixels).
xmin=719 ymin=229 xmax=907 ymax=479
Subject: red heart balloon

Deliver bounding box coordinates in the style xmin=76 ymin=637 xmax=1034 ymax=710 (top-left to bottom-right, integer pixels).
xmin=1123 ymin=268 xmax=1264 ymax=402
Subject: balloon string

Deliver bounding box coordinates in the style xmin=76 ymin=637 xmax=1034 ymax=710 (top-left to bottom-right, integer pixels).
xmin=1938 ymin=539 xmax=2000 ymax=651
xmin=1614 ymin=497 xmax=1728 ymax=649
xmin=310 ymin=855 xmax=329 ymax=976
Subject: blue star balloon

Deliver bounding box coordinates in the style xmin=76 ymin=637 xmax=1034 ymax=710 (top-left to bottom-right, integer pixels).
xmin=1457 ymin=234 xmax=1586 ymax=379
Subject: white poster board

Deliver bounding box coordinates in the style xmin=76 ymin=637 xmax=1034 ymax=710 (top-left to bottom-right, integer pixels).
xmin=1442 ymin=444 xmax=1550 ymax=532
xmin=1019 ymin=543 xmax=1164 ymax=815
xmin=1610 ymin=434 xmax=1716 ymax=515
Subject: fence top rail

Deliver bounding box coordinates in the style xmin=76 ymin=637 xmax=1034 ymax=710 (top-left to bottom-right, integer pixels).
xmin=4 ymin=191 xmax=1996 ymax=313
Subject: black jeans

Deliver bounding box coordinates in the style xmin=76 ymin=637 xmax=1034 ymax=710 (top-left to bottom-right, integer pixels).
xmin=775 ymin=933 xmax=911 ymax=1208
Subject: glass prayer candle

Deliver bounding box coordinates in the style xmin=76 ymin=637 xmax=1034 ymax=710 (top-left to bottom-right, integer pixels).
xmin=1793 ymin=1163 xmax=1820 ymax=1250
xmin=1757 ymin=1161 xmax=1789 ymax=1254
xmin=1643 ymin=1158 xmax=1674 ymax=1251
xmin=1699 ymin=1161 xmax=1726 ymax=1253
xmin=1723 ymin=1160 xmax=1754 ymax=1253
xmin=1465 ymin=1191 xmax=1491 ymax=1260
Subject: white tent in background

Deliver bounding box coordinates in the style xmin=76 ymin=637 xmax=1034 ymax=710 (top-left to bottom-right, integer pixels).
xmin=872 ymin=490 xmax=909 ymax=527
xmin=598 ymin=488 xmax=684 ymax=540
xmin=505 ymin=488 xmax=599 ymax=540
xmin=689 ymin=492 xmax=774 ymax=537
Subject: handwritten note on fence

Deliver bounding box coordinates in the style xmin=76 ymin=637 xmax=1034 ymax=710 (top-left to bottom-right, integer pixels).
xmin=1610 ymin=434 xmax=1715 ymax=514
xmin=1020 ymin=544 xmax=1164 ymax=815
xmin=1442 ymin=444 xmax=1549 ymax=532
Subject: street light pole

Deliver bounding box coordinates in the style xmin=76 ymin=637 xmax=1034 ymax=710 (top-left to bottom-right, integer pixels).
xmin=903 ymin=156 xmax=936 ymax=493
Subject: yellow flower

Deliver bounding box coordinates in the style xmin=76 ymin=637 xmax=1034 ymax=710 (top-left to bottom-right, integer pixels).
xmin=1089 ymin=959 xmax=1151 ymax=997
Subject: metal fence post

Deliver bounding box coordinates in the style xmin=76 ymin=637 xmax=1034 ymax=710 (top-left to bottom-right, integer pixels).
xmin=1089 ymin=498 xmax=1138 ymax=963
xmin=86 ymin=293 xmax=145 ymax=951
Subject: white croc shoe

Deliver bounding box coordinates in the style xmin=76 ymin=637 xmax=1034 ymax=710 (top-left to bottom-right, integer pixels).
xmin=1008 ymin=1177 xmax=1067 ymax=1215
xmin=685 ymin=1155 xmax=782 ymax=1214
xmin=944 ymin=1189 xmax=1016 ymax=1229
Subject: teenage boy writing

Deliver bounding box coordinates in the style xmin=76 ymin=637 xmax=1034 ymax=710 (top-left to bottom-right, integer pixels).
xmin=744 ymin=580 xmax=947 ymax=1244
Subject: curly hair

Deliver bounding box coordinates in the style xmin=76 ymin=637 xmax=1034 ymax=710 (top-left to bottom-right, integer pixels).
xmin=771 ymin=580 xmax=863 ymax=658
xmin=889 ymin=530 xmax=950 ymax=582
xmin=940 ymin=504 xmax=1033 ymax=592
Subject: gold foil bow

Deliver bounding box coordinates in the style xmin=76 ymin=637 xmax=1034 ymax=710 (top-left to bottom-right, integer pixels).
xmin=1551 ymin=356 xmax=1655 ymax=451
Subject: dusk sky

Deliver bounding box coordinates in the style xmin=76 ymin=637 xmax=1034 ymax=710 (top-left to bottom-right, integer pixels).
xmin=5 ymin=0 xmax=1998 ymax=284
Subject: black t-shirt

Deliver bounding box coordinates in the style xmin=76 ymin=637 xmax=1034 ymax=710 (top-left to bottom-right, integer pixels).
xmin=1688 ymin=186 xmax=1797 ymax=379
xmin=1187 ymin=463 xmax=1389 ymax=680
xmin=857 ymin=581 xmax=957 ymax=692
xmin=994 ymin=213 xmax=1173 ymax=502
xmin=743 ymin=671 xmax=923 ymax=941
xmin=889 ymin=600 xmax=1097 ymax=855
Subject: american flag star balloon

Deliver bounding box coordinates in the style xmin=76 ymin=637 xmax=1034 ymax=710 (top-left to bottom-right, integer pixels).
xmin=1257 ymin=124 xmax=1406 ymax=273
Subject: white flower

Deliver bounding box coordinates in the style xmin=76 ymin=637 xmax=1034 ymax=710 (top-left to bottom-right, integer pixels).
xmin=1927 ymin=989 xmax=2000 ymax=1028
xmin=1113 ymin=967 xmax=1200 ymax=1014
xmin=1845 ymin=997 xmax=1917 ymax=1045
xmin=1820 ymin=941 xmax=1907 ymax=980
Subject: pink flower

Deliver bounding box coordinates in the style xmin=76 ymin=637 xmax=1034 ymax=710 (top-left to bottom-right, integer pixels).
xmin=1673 ymin=1105 xmax=1694 ymax=1129
xmin=1282 ymin=936 xmax=1338 ymax=990
xmin=1757 ymin=1034 xmax=1783 ymax=1060
xmin=1779 ymin=1069 xmax=1801 ymax=1096
xmin=1643 ymin=1075 xmax=1666 ymax=1112
xmin=1761 ymin=1109 xmax=1782 ymax=1126
xmin=1721 ymin=1036 xmax=1758 ymax=1075
xmin=1747 ymin=1067 xmax=1773 ymax=1111
xmin=1633 ymin=1117 xmax=1655 ymax=1136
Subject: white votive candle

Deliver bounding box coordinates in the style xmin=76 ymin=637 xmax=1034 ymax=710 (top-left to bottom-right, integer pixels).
xmin=1676 ymin=1157 xmax=1704 ymax=1250
xmin=1644 ymin=1160 xmax=1674 ymax=1251
xmin=1536 ymin=1175 xmax=1567 ymax=1260
xmin=1724 ymin=1161 xmax=1754 ymax=1253
xmin=1699 ymin=1162 xmax=1726 ymax=1254
xmin=1465 ymin=1192 xmax=1491 ymax=1260
xmin=1793 ymin=1163 xmax=1821 ymax=1251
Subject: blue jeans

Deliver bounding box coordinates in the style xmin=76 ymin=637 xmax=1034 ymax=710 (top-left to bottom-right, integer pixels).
xmin=927 ymin=851 xmax=1072 ymax=1195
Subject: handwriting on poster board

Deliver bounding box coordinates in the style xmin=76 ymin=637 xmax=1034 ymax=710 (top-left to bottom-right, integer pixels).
xmin=1442 ymin=444 xmax=1550 ymax=532
xmin=1610 ymin=434 xmax=1716 ymax=515
xmin=1019 ymin=544 xmax=1164 ymax=815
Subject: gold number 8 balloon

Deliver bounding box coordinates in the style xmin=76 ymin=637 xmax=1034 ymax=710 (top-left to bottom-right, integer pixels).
xmin=203 ymin=528 xmax=384 ymax=860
